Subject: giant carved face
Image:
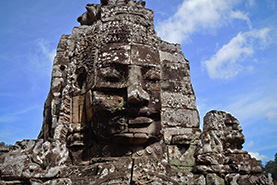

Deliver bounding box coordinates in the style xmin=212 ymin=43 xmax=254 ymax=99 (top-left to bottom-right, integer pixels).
xmin=90 ymin=43 xmax=161 ymax=145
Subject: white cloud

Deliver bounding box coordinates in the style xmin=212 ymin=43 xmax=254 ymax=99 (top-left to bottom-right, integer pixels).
xmin=27 ymin=39 xmax=56 ymax=77
xmin=0 ymin=117 xmax=15 ymax=123
xmin=0 ymin=106 xmax=38 ymax=123
xmin=202 ymin=28 xmax=270 ymax=79
xmin=247 ymin=141 xmax=254 ymax=147
xmin=266 ymin=109 xmax=277 ymax=123
xmin=227 ymin=91 xmax=277 ymax=124
xmin=156 ymin=0 xmax=251 ymax=43
xmin=38 ymin=40 xmax=56 ymax=65
xmin=23 ymin=39 xmax=56 ymax=94
xmin=249 ymin=152 xmax=269 ymax=161
xmin=247 ymin=0 xmax=255 ymax=6
xmin=230 ymin=10 xmax=252 ymax=29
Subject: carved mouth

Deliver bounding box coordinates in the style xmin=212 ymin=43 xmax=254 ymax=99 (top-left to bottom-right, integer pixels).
xmin=112 ymin=116 xmax=160 ymax=145
xmin=113 ymin=117 xmax=153 ymax=141
xmin=128 ymin=117 xmax=153 ymax=128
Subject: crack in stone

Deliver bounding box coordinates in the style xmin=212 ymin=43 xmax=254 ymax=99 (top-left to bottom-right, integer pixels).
xmin=130 ymin=158 xmax=135 ymax=185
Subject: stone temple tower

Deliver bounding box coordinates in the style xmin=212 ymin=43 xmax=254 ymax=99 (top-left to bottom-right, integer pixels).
xmin=0 ymin=0 xmax=273 ymax=184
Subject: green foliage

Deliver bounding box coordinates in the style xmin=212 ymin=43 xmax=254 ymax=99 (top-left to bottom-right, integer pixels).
xmin=111 ymin=101 xmax=126 ymax=113
xmin=264 ymin=153 xmax=277 ymax=182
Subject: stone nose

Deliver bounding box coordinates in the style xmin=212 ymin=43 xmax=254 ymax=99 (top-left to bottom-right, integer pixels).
xmin=127 ymin=84 xmax=150 ymax=104
xmin=127 ymin=65 xmax=150 ymax=104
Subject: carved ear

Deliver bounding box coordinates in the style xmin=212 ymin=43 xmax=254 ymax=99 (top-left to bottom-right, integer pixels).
xmin=75 ymin=67 xmax=87 ymax=90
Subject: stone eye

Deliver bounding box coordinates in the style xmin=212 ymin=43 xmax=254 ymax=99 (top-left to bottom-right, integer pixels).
xmin=144 ymin=70 xmax=160 ymax=82
xmin=100 ymin=67 xmax=122 ymax=82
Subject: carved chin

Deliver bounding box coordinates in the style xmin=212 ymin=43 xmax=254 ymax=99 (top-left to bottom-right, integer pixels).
xmin=92 ymin=111 xmax=161 ymax=145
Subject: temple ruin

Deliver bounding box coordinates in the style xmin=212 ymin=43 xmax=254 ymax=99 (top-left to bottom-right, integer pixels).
xmin=0 ymin=0 xmax=273 ymax=184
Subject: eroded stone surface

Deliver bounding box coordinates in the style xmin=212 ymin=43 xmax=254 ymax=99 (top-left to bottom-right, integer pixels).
xmin=0 ymin=0 xmax=273 ymax=184
xmin=195 ymin=110 xmax=273 ymax=184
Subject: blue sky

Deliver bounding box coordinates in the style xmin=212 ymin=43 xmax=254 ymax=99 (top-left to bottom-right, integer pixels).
xmin=0 ymin=0 xmax=276 ymax=162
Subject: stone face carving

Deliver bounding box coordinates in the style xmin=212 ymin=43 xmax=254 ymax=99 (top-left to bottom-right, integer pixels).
xmin=0 ymin=0 xmax=273 ymax=184
xmin=195 ymin=110 xmax=272 ymax=184
xmin=90 ymin=44 xmax=162 ymax=146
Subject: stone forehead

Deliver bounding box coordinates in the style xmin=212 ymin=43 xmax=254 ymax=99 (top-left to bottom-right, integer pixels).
xmin=75 ymin=0 xmax=158 ymax=48
xmin=98 ymin=43 xmax=161 ymax=66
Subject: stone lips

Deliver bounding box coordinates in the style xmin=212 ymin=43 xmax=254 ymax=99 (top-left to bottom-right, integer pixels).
xmin=0 ymin=0 xmax=274 ymax=184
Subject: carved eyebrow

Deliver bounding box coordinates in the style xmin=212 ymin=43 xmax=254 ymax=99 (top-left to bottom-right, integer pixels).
xmin=100 ymin=66 xmax=123 ymax=81
xmin=144 ymin=69 xmax=161 ymax=81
